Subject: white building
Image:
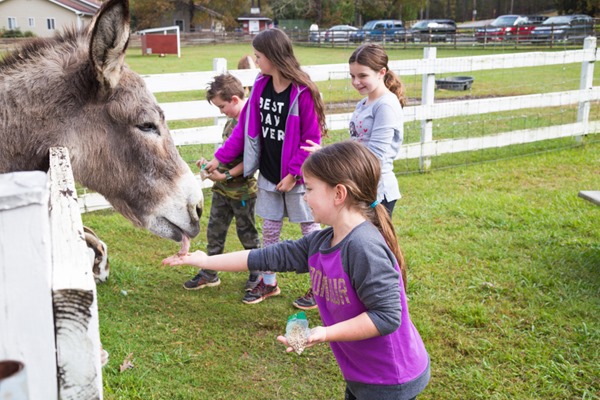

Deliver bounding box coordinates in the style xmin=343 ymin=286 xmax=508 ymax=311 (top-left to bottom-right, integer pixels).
xmin=0 ymin=0 xmax=100 ymax=37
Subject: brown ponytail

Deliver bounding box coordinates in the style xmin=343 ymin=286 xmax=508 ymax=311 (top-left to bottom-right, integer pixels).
xmin=302 ymin=140 xmax=407 ymax=290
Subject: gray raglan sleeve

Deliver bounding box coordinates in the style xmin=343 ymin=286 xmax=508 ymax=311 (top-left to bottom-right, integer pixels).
xmin=247 ymin=234 xmax=312 ymax=274
xmin=343 ymin=230 xmax=402 ymax=336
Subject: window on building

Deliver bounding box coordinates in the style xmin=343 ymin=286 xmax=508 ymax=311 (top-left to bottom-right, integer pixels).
xmin=47 ymin=18 xmax=55 ymax=30
xmin=175 ymin=19 xmax=184 ymax=32
xmin=28 ymin=17 xmax=35 ymax=27
xmin=8 ymin=17 xmax=17 ymax=30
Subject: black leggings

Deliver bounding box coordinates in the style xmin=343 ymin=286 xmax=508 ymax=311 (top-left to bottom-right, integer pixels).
xmin=381 ymin=198 xmax=396 ymax=216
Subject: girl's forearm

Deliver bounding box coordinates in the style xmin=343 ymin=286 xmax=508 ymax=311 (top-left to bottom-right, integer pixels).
xmin=164 ymin=250 xmax=252 ymax=271
xmin=205 ymin=250 xmax=251 ymax=272
xmin=324 ymin=312 xmax=380 ymax=342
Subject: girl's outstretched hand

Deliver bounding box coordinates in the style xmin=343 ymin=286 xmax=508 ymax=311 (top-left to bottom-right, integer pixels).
xmin=162 ymin=250 xmax=208 ymax=267
xmin=300 ymin=139 xmax=322 ymax=154
xmin=276 ymin=326 xmax=327 ymax=353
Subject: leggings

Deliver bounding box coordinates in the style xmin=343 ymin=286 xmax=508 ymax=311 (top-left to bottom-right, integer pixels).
xmin=261 ymin=219 xmax=320 ymax=277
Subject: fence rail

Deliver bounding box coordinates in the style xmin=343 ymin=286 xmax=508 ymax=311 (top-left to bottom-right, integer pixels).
xmin=79 ymin=37 xmax=598 ymax=213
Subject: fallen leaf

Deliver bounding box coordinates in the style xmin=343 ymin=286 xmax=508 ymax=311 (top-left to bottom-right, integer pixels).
xmin=119 ymin=352 xmax=135 ymax=373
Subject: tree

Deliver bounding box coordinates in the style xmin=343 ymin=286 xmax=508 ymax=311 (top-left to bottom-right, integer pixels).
xmin=555 ymin=0 xmax=599 ymax=15
xmin=270 ymin=0 xmax=311 ymax=20
xmin=130 ymin=0 xmax=175 ymax=30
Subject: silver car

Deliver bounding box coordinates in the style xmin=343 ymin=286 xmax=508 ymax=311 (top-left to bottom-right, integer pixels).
xmin=530 ymin=14 xmax=594 ymax=42
xmin=324 ymin=25 xmax=358 ymax=42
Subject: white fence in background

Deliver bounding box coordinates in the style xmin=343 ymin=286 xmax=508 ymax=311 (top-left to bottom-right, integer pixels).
xmin=79 ymin=37 xmax=599 ymax=213
xmin=0 ymin=147 xmax=103 ymax=399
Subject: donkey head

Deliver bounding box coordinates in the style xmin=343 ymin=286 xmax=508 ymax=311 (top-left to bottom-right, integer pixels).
xmin=0 ymin=0 xmax=203 ymax=243
xmin=78 ymin=0 xmax=203 ymax=242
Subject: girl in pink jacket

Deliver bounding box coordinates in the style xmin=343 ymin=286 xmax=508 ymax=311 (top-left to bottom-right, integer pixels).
xmin=205 ymin=28 xmax=327 ymax=306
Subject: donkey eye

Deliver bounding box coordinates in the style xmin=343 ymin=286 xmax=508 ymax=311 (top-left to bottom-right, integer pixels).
xmin=136 ymin=122 xmax=159 ymax=135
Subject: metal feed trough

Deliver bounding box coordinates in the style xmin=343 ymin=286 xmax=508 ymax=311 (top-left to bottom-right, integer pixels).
xmin=435 ymin=76 xmax=474 ymax=90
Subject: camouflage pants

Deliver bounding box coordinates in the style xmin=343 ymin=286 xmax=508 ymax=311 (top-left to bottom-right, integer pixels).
xmin=204 ymin=191 xmax=260 ymax=276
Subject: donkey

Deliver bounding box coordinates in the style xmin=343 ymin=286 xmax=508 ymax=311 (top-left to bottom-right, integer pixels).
xmin=237 ymin=54 xmax=257 ymax=70
xmin=237 ymin=54 xmax=257 ymax=96
xmin=0 ymin=0 xmax=202 ymax=250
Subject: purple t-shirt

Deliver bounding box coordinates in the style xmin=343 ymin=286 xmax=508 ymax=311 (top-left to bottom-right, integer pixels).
xmin=248 ymin=221 xmax=429 ymax=390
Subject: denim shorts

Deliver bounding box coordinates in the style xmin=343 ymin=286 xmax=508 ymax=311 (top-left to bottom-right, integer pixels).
xmin=255 ymin=174 xmax=315 ymax=223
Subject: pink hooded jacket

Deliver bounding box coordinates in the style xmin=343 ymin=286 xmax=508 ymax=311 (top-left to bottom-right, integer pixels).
xmin=214 ymin=74 xmax=322 ymax=183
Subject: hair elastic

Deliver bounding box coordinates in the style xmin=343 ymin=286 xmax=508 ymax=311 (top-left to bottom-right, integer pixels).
xmin=369 ymin=200 xmax=379 ymax=209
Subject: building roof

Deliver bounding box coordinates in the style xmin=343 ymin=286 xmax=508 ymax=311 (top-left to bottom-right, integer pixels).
xmin=49 ymin=0 xmax=101 ymax=16
xmin=237 ymin=13 xmax=272 ymax=21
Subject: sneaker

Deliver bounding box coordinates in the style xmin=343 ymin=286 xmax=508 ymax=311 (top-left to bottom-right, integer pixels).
xmin=293 ymin=288 xmax=318 ymax=310
xmin=245 ymin=272 xmax=260 ymax=292
xmin=242 ymin=279 xmax=281 ymax=304
xmin=183 ymin=271 xmax=221 ymax=290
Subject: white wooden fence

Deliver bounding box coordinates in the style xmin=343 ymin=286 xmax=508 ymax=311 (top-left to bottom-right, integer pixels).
xmin=79 ymin=37 xmax=599 ymax=213
xmin=0 ymin=148 xmax=103 ymax=399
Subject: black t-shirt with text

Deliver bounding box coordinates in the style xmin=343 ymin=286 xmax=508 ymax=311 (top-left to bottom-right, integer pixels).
xmin=259 ymin=79 xmax=291 ymax=184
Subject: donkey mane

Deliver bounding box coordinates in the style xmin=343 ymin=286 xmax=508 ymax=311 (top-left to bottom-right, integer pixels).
xmin=0 ymin=28 xmax=84 ymax=72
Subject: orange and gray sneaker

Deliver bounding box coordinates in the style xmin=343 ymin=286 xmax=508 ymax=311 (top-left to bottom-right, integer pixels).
xmin=183 ymin=271 xmax=221 ymax=290
xmin=293 ymin=288 xmax=317 ymax=310
xmin=242 ymin=278 xmax=281 ymax=304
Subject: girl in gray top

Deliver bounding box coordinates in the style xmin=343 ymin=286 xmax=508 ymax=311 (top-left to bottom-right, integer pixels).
xmin=302 ymin=44 xmax=406 ymax=215
xmin=348 ymin=43 xmax=406 ymax=215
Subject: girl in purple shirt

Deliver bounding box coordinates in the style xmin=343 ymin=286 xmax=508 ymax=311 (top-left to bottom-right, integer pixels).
xmin=164 ymin=140 xmax=430 ymax=399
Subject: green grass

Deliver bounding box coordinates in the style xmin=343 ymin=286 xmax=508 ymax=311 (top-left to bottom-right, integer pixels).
xmin=84 ymin=140 xmax=600 ymax=399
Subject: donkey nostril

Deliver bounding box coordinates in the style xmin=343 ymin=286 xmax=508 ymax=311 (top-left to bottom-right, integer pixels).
xmin=188 ymin=202 xmax=202 ymax=224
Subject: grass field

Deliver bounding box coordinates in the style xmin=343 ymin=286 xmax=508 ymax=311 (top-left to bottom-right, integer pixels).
xmin=85 ymin=138 xmax=600 ymax=399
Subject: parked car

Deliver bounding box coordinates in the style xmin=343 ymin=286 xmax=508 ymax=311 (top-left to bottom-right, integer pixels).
xmin=324 ymin=25 xmax=358 ymax=42
xmin=309 ymin=24 xmax=325 ymax=42
xmin=475 ymin=15 xmax=546 ymax=42
xmin=350 ymin=20 xmax=405 ymax=42
xmin=527 ymin=15 xmax=549 ymax=25
xmin=530 ymin=14 xmax=594 ymax=42
xmin=403 ymin=19 xmax=457 ymax=42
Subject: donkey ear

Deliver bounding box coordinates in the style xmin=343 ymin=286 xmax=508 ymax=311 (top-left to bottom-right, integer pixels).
xmin=89 ymin=0 xmax=130 ymax=90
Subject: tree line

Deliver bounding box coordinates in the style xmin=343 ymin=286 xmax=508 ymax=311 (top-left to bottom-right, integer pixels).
xmin=131 ymin=0 xmax=598 ymax=31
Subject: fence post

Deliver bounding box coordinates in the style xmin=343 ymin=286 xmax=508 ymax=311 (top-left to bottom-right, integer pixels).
xmin=0 ymin=171 xmax=58 ymax=400
xmin=49 ymin=147 xmax=103 ymax=399
xmin=212 ymin=58 xmax=228 ymax=152
xmin=576 ymin=36 xmax=596 ymax=142
xmin=213 ymin=57 xmax=227 ymax=75
xmin=420 ymin=47 xmax=437 ymax=172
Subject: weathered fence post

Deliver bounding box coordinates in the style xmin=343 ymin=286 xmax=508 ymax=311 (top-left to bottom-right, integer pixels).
xmin=213 ymin=57 xmax=227 ymax=75
xmin=48 ymin=147 xmax=103 ymax=400
xmin=420 ymin=47 xmax=437 ymax=172
xmin=0 ymin=171 xmax=58 ymax=400
xmin=576 ymin=36 xmax=596 ymax=142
